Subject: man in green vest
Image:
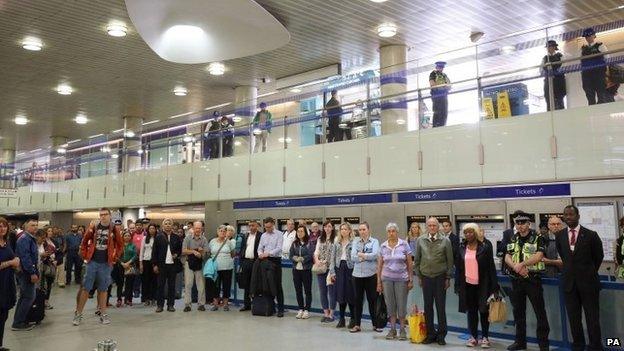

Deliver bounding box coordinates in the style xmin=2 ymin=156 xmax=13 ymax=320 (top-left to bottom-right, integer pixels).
xmin=504 ymin=211 xmax=550 ymax=351
xmin=429 ymin=61 xmax=451 ymax=128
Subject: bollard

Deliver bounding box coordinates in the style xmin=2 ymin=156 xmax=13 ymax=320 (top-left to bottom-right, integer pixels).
xmin=96 ymin=339 xmax=117 ymax=351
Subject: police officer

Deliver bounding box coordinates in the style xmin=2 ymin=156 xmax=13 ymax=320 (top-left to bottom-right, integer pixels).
xmin=542 ymin=40 xmax=566 ymax=111
xmin=581 ymin=28 xmax=610 ymax=105
xmin=429 ymin=61 xmax=451 ymax=128
xmin=504 ymin=211 xmax=550 ymax=351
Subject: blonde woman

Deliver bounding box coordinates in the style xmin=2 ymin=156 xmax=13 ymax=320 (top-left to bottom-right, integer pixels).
xmin=407 ymin=222 xmax=422 ymax=256
xmin=329 ymin=223 xmax=355 ymax=328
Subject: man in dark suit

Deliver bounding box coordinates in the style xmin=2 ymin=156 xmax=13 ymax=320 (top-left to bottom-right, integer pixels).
xmin=238 ymin=220 xmax=263 ymax=311
xmin=556 ymin=205 xmax=604 ymax=351
xmin=152 ymin=218 xmax=183 ymax=313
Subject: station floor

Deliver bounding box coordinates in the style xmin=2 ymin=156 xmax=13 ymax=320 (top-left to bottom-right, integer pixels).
xmin=5 ymin=285 xmax=522 ymax=351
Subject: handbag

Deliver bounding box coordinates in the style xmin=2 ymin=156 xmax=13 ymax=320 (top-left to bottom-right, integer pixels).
xmin=124 ymin=264 xmax=138 ymax=276
xmin=187 ymin=254 xmax=203 ymax=271
xmin=488 ymin=289 xmax=508 ymax=323
xmin=373 ymin=293 xmax=388 ymax=328
xmin=203 ymin=240 xmax=228 ymax=281
xmin=408 ymin=305 xmax=427 ymax=343
xmin=311 ymin=262 xmax=327 ymax=275
xmin=41 ymin=263 xmax=56 ymax=279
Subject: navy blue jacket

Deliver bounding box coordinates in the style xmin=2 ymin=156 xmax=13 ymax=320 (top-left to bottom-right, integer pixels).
xmin=16 ymin=232 xmax=39 ymax=276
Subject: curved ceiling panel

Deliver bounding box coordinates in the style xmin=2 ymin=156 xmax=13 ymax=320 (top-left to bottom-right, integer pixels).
xmin=125 ymin=0 xmax=290 ymax=64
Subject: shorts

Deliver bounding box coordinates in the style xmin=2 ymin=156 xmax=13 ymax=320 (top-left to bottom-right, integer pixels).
xmin=83 ymin=261 xmax=112 ymax=292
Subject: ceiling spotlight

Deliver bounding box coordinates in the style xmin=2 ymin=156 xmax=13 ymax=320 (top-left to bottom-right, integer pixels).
xmin=173 ymin=86 xmax=188 ymax=96
xmin=377 ymin=23 xmax=397 ymax=38
xmin=22 ymin=37 xmax=43 ymax=51
xmin=56 ymin=147 xmax=67 ymax=154
xmin=278 ymin=137 xmax=293 ymax=143
xmin=57 ymin=84 xmax=73 ymax=95
xmin=137 ymin=149 xmax=144 ymax=155
xmin=290 ymin=88 xmax=302 ymax=93
xmin=208 ymin=62 xmax=225 ymax=76
xmin=396 ymin=118 xmax=406 ymax=125
xmin=124 ymin=130 xmax=136 ymax=138
xmin=252 ymin=128 xmax=262 ymax=135
xmin=75 ymin=113 xmax=88 ymax=124
xmin=101 ymin=146 xmax=112 ymax=153
xmin=500 ymin=45 xmax=516 ymax=54
xmin=107 ymin=23 xmax=128 ymax=37
xmin=234 ymin=141 xmax=242 ymax=146
xmin=469 ymin=31 xmax=484 ymax=43
xmin=111 ymin=154 xmax=119 ymax=159
xmin=14 ymin=115 xmax=28 ymax=125
xmin=232 ymin=116 xmax=242 ymax=123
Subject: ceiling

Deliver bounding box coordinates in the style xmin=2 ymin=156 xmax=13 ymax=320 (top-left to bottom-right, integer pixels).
xmin=0 ymin=0 xmax=623 ymax=153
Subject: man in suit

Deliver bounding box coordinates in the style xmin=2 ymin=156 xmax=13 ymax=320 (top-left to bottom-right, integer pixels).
xmin=152 ymin=218 xmax=183 ymax=313
xmin=556 ymin=205 xmax=604 ymax=351
xmin=239 ymin=220 xmax=263 ymax=311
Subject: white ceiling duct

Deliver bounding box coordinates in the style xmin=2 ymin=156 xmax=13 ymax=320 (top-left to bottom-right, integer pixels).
xmin=125 ymin=0 xmax=291 ymax=64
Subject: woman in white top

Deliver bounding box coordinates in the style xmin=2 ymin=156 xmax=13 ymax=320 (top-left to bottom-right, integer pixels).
xmin=139 ymin=224 xmax=158 ymax=306
xmin=208 ymin=225 xmax=236 ymax=311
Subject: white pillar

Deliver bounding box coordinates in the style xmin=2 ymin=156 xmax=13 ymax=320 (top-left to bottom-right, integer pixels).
xmin=234 ymin=85 xmax=257 ymax=155
xmin=0 ymin=148 xmax=15 ymax=189
xmin=560 ymin=38 xmax=585 ymax=109
xmin=123 ymin=116 xmax=143 ymax=172
xmin=380 ymin=45 xmax=409 ymax=135
xmin=185 ymin=124 xmax=202 ymax=163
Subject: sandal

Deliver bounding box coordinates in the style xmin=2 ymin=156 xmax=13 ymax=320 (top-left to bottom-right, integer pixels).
xmin=349 ymin=326 xmax=361 ymax=333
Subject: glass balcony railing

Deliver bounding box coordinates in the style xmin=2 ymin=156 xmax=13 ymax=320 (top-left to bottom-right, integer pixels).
xmin=3 ymin=10 xmax=624 ymax=188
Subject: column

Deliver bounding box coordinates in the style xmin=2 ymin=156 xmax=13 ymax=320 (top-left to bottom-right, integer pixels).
xmin=380 ymin=44 xmax=409 ymax=135
xmin=50 ymin=136 xmax=68 ymax=181
xmin=233 ymin=85 xmax=257 ymax=155
xmin=0 ymin=147 xmax=15 ymax=189
xmin=185 ymin=124 xmax=202 ymax=163
xmin=559 ymin=39 xmax=585 ymax=109
xmin=123 ymin=116 xmax=143 ymax=172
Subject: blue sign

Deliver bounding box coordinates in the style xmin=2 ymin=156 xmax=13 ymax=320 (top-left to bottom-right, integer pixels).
xmin=234 ymin=193 xmax=392 ymax=210
xmin=397 ymin=183 xmax=570 ymax=203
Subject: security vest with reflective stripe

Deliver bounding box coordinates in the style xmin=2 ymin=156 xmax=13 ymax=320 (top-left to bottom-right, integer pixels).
xmin=507 ymin=233 xmax=545 ymax=273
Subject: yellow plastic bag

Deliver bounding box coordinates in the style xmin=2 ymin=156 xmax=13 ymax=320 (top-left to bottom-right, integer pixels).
xmin=408 ymin=305 xmax=427 ymax=343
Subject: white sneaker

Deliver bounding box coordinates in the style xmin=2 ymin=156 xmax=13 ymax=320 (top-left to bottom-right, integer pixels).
xmin=302 ymin=310 xmax=310 ymax=319
xmin=296 ymin=310 xmax=303 ymax=319
xmin=72 ymin=313 xmax=83 ymax=326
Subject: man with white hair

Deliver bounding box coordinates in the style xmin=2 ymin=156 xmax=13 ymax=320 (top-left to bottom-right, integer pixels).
xmin=182 ymin=221 xmax=208 ymax=312
xmin=413 ymin=217 xmax=454 ymax=345
xmin=281 ymin=219 xmax=296 ymax=260
xmin=542 ymin=216 xmax=564 ymax=278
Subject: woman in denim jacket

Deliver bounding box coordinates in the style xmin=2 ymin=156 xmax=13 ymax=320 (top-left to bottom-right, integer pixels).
xmin=329 ymin=223 xmax=355 ymax=329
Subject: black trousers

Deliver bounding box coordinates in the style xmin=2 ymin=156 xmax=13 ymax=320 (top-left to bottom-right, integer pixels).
xmin=582 ymin=68 xmax=608 ymax=105
xmin=353 ymin=275 xmax=377 ymax=326
xmin=269 ymin=259 xmax=285 ymax=312
xmin=292 ymin=269 xmax=312 ymax=310
xmin=422 ymin=274 xmax=448 ymax=338
xmin=213 ymin=270 xmax=232 ymax=299
xmin=328 ymin=124 xmax=351 ymax=143
xmin=0 ymin=308 xmax=8 ymax=348
xmin=240 ymin=258 xmax=255 ymax=308
xmin=156 ymin=264 xmax=177 ymax=308
xmin=124 ymin=274 xmax=135 ymax=302
xmin=466 ymin=283 xmax=490 ymax=339
xmin=432 ymin=95 xmax=448 ymax=128
xmin=564 ymin=284 xmax=602 ymax=351
xmin=510 ymin=277 xmax=550 ymax=347
xmin=112 ymin=263 xmax=124 ymax=299
xmin=141 ymin=261 xmax=157 ymax=302
xmin=40 ymin=274 xmax=54 ymax=300
xmin=544 ymin=80 xmax=565 ymax=111
xmin=65 ymin=250 xmax=83 ymax=284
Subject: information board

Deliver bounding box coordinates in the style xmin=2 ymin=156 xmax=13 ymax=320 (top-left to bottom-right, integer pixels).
xmin=577 ymin=202 xmax=618 ymax=261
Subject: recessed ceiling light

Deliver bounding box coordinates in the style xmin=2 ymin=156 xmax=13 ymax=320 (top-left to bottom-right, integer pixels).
xmin=208 ymin=62 xmax=225 ymax=76
xmin=56 ymin=147 xmax=67 ymax=154
xmin=173 ymin=86 xmax=188 ymax=96
xmin=57 ymin=84 xmax=73 ymax=95
xmin=232 ymin=116 xmax=242 ymax=123
xmin=377 ymin=23 xmax=397 ymax=38
xmin=396 ymin=118 xmax=406 ymax=125
xmin=21 ymin=37 xmax=43 ymax=51
xmin=106 ymin=23 xmax=127 ymax=37
xmin=75 ymin=113 xmax=88 ymax=124
xmin=234 ymin=141 xmax=242 ymax=146
xmin=501 ymin=45 xmax=516 ymax=54
xmin=14 ymin=115 xmax=28 ymax=125
xmin=137 ymin=149 xmax=144 ymax=155
xmin=111 ymin=154 xmax=119 ymax=159
xmin=290 ymin=88 xmax=302 ymax=93
xmin=101 ymin=146 xmax=111 ymax=153
xmin=124 ymin=130 xmax=136 ymax=138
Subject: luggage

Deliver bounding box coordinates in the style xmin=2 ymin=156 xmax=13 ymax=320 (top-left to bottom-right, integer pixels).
xmin=408 ymin=305 xmax=427 ymax=343
xmin=251 ymin=295 xmax=275 ymax=317
xmin=27 ymin=288 xmax=46 ymax=324
xmin=373 ymin=293 xmax=388 ymax=328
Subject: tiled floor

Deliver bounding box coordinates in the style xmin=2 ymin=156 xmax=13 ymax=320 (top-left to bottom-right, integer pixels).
xmin=4 ymin=285 xmax=518 ymax=351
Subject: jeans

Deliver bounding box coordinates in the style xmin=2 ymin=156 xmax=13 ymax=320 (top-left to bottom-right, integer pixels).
xmin=12 ymin=273 xmax=36 ymax=327
xmin=317 ymin=271 xmax=336 ymax=311
xmin=292 ymin=269 xmax=312 ymax=310
xmin=422 ymin=274 xmax=448 ymax=339
xmin=65 ymin=250 xmax=83 ymax=284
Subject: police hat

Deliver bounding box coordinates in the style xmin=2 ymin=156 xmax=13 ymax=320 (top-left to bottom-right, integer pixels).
xmin=513 ymin=211 xmax=531 ymax=223
xmin=259 ymin=102 xmax=267 ymax=109
xmin=435 ymin=61 xmax=446 ymax=68
xmin=546 ymin=40 xmax=559 ymax=49
xmin=582 ymin=27 xmax=596 ymax=37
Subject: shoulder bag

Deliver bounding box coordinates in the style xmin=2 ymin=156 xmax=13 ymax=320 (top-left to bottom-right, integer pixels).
xmin=203 ymin=240 xmax=228 ymax=281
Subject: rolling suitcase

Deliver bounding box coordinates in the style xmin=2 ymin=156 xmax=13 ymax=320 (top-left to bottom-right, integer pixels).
xmin=251 ymin=295 xmax=275 ymax=317
xmin=26 ymin=288 xmax=46 ymax=324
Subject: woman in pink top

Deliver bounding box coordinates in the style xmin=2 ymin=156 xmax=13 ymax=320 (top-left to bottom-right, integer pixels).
xmin=457 ymin=223 xmax=498 ymax=348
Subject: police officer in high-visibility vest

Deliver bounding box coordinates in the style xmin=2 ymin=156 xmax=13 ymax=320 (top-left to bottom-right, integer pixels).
xmin=541 ymin=40 xmax=566 ymax=111
xmin=504 ymin=211 xmax=550 ymax=351
xmin=580 ymin=27 xmax=611 ymax=105
xmin=429 ymin=61 xmax=451 ymax=128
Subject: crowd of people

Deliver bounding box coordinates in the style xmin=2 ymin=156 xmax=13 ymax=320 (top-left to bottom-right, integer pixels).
xmin=0 ymin=205 xmax=619 ymax=351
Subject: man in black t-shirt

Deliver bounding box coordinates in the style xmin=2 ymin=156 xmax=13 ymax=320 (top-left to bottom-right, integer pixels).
xmin=504 ymin=212 xmax=549 ymax=351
